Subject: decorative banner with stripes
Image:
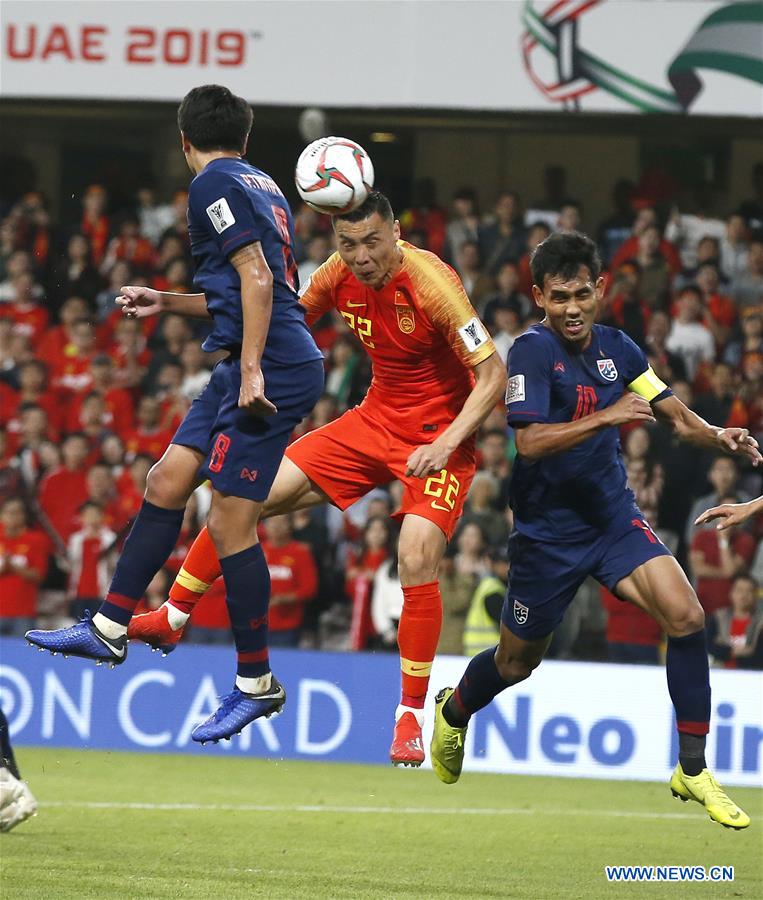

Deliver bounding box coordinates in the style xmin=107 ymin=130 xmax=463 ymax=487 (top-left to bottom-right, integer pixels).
xmin=522 ymin=0 xmax=763 ymax=113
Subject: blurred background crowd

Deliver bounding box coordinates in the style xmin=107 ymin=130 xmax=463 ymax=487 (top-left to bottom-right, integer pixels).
xmin=1 ymin=160 xmax=762 ymax=669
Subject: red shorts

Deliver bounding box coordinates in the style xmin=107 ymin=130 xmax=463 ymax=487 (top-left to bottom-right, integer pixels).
xmin=285 ymin=406 xmax=475 ymax=539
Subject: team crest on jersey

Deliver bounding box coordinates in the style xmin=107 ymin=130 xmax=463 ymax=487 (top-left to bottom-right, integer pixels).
xmin=396 ymin=305 xmax=416 ymax=334
xmin=597 ymin=358 xmax=618 ymax=382
xmin=513 ymin=599 xmax=529 ymax=625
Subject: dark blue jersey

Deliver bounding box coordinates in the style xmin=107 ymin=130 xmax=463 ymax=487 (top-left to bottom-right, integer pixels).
xmin=187 ymin=157 xmax=322 ymax=365
xmin=506 ymin=323 xmax=671 ymax=542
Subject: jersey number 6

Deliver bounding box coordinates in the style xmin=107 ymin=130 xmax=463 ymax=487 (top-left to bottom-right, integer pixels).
xmin=271 ymin=205 xmax=299 ymax=293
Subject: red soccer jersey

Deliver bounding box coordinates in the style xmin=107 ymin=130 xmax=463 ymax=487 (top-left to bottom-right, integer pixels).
xmin=263 ymin=540 xmax=318 ymax=632
xmin=0 ymin=301 xmax=49 ymax=344
xmin=691 ymin=530 xmax=757 ymax=615
xmin=601 ymin=586 xmax=662 ymax=646
xmin=301 ymin=242 xmax=496 ymax=440
xmin=37 ymin=467 xmax=89 ymax=541
xmin=123 ymin=426 xmax=173 ymax=462
xmin=0 ymin=526 xmax=50 ymax=618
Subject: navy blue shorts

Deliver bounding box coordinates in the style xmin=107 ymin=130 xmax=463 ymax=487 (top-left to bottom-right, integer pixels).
xmin=501 ymin=517 xmax=672 ymax=641
xmin=172 ymin=356 xmax=324 ymax=502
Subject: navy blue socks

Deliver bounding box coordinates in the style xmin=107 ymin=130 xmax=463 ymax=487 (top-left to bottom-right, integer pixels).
xmin=667 ymin=629 xmax=711 ymax=775
xmin=220 ymin=543 xmax=272 ymax=680
xmin=444 ymin=646 xmax=510 ymax=727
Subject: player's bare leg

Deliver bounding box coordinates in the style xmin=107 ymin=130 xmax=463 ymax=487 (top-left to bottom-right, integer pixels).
xmin=614 ymin=556 xmax=750 ymax=829
xmin=26 ymin=443 xmax=205 ymax=664
xmin=431 ymin=625 xmax=550 ymax=782
xmin=388 ymin=514 xmax=447 ymax=767
xmin=128 ymin=457 xmax=330 ymax=650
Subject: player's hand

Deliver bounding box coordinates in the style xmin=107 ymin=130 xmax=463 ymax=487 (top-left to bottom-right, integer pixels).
xmin=717 ymin=428 xmax=761 ymax=466
xmin=238 ymin=363 xmax=277 ymax=417
xmin=695 ymin=500 xmax=755 ymax=531
xmin=602 ymin=393 xmax=656 ymax=426
xmin=405 ymin=439 xmax=452 ymax=478
xmin=117 ymin=285 xmax=163 ymax=319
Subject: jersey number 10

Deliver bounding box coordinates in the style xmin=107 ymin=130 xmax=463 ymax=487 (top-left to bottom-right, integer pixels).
xmin=573 ymin=385 xmax=598 ymax=420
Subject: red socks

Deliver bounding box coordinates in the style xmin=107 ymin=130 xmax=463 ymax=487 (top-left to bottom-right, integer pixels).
xmin=168 ymin=526 xmax=222 ymax=614
xmin=398 ymin=581 xmax=443 ymax=709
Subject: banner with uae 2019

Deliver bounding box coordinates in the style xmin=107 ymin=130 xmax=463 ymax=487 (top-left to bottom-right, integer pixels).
xmin=1 ymin=1 xmax=761 ymax=116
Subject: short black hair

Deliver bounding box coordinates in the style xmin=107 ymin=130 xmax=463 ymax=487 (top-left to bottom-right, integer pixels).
xmin=177 ymin=85 xmax=253 ymax=153
xmin=333 ymin=191 xmax=394 ymax=226
xmin=530 ymin=231 xmax=601 ymax=288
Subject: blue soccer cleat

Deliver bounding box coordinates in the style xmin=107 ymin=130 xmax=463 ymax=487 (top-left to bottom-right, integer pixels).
xmin=192 ymin=679 xmax=286 ymax=744
xmin=25 ymin=613 xmax=127 ymax=668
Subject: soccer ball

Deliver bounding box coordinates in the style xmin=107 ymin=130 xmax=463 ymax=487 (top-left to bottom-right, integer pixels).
xmin=295 ymin=136 xmax=375 ymax=215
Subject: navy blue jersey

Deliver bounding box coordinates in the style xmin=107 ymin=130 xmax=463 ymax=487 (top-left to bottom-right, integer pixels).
xmin=506 ymin=323 xmax=671 ymax=542
xmin=187 ymin=157 xmax=322 ymax=365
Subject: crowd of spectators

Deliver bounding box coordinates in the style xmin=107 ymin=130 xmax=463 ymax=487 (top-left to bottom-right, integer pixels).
xmin=1 ymin=160 xmax=762 ymax=669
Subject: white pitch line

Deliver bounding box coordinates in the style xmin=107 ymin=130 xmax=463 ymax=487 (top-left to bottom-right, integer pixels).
xmin=42 ymin=801 xmax=701 ymax=820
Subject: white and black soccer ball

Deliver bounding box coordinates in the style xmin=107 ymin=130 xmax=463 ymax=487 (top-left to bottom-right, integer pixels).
xmin=294 ymin=136 xmax=375 ymax=215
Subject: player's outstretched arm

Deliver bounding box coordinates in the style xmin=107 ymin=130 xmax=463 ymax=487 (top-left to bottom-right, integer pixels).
xmin=652 ymin=394 xmax=761 ymax=466
xmin=514 ymin=392 xmax=655 ymax=461
xmin=406 ymin=353 xmax=507 ymax=477
xmin=695 ymin=495 xmax=763 ymax=531
xmin=118 ymin=285 xmax=210 ymax=319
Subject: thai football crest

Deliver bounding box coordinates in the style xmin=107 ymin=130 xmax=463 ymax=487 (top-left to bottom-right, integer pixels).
xmin=513 ymin=599 xmax=529 ymax=625
xmin=597 ymin=358 xmax=618 ymax=382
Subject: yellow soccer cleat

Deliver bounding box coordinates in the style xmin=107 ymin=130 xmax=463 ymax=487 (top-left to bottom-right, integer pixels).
xmin=670 ymin=764 xmax=750 ymax=829
xmin=430 ymin=688 xmax=467 ymax=785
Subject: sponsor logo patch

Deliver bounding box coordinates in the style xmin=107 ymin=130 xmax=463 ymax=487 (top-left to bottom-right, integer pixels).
xmin=597 ymin=358 xmax=618 ymax=381
xmin=458 ymin=317 xmax=488 ymax=352
xmin=206 ymin=197 xmax=236 ymax=234
xmin=513 ymin=599 xmax=529 ymax=625
xmin=240 ymin=467 xmax=258 ymax=482
xmin=506 ymin=374 xmax=525 ymax=404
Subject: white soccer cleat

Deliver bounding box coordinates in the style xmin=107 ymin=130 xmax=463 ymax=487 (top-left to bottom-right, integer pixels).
xmin=0 ymin=767 xmax=38 ymax=832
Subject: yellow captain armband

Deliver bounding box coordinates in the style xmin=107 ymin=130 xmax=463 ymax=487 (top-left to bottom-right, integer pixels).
xmin=627 ymin=366 xmax=669 ymax=402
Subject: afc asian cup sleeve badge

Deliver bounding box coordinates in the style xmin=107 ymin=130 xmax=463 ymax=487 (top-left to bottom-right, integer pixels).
xmin=513 ymin=599 xmax=529 ymax=625
xmin=597 ymin=358 xmax=619 ymax=382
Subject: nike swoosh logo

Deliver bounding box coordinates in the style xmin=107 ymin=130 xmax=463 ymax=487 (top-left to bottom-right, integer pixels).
xmin=93 ymin=631 xmax=126 ymax=657
xmin=345 ymin=300 xmax=366 ymax=308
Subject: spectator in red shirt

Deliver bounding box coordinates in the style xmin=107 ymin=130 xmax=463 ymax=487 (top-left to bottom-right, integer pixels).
xmin=707 ymin=574 xmax=763 ymax=670
xmin=37 ymin=433 xmax=90 ymax=543
xmin=109 ymin=317 xmax=151 ymax=389
xmin=690 ymin=495 xmax=757 ymax=615
xmin=66 ymin=355 xmax=134 ymax=437
xmin=696 ymin=262 xmax=736 ymax=349
xmin=517 ymin=222 xmax=551 ymax=298
xmin=2 ymin=360 xmax=64 ymax=436
xmin=0 ymin=497 xmax=50 ymax=635
xmin=114 ymin=454 xmax=152 ymax=527
xmin=345 ymin=516 xmax=393 ymax=650
xmin=36 ymin=296 xmax=92 ymax=368
xmin=67 ymin=501 xmax=117 ymax=619
xmin=602 ymin=586 xmax=662 ymax=664
xmin=263 ymin=514 xmax=318 ymax=648
xmin=612 ymin=206 xmax=682 ymax=275
xmin=80 ymin=184 xmax=110 ymax=266
xmin=100 ymin=214 xmax=155 ymax=275
xmin=50 ymin=318 xmax=98 ymax=397
xmin=1 ymin=272 xmax=48 ymax=344
xmin=123 ymin=396 xmax=173 ymax=462
xmin=82 ymin=463 xmax=127 ymax=533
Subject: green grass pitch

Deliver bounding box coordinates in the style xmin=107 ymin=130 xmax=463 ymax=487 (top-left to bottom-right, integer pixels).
xmin=2 ymin=748 xmax=761 ymax=899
